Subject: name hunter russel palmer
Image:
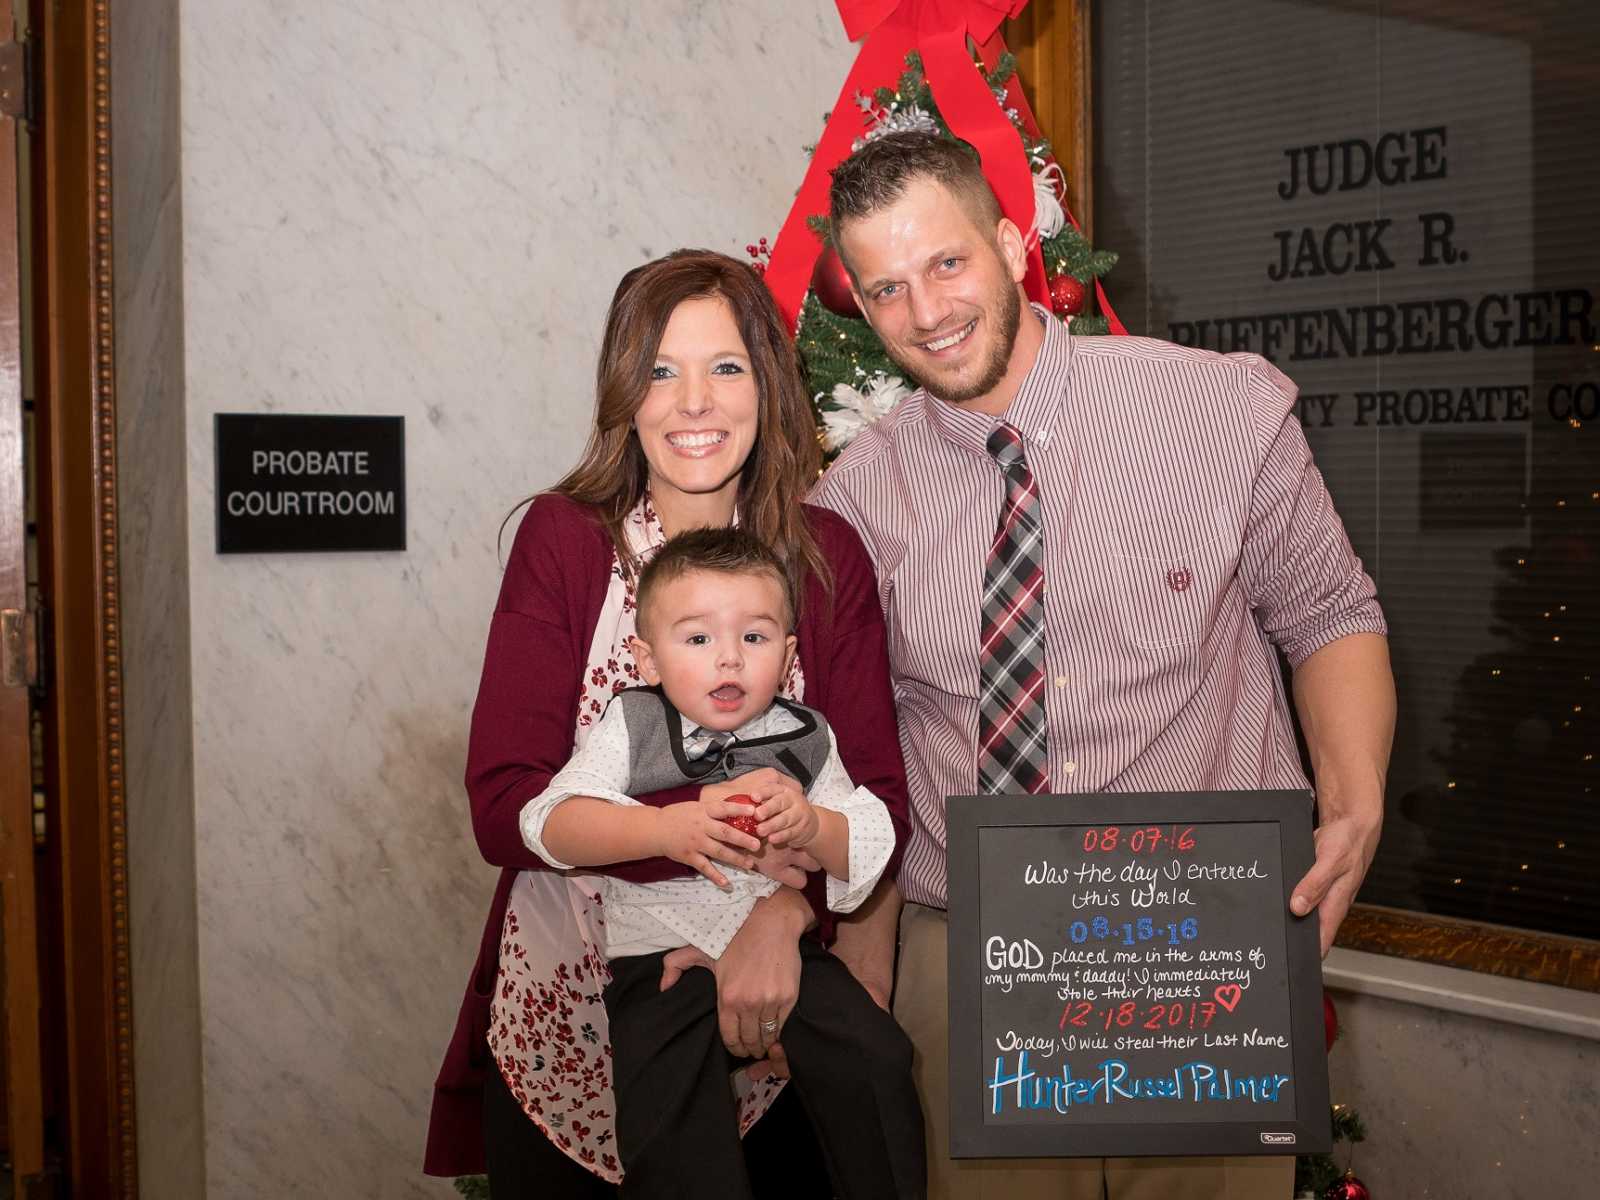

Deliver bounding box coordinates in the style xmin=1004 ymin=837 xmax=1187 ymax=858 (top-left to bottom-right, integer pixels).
xmin=988 ymin=1051 xmax=1291 ymax=1115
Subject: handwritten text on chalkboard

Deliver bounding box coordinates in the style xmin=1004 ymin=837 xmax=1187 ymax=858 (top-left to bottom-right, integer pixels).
xmin=949 ymin=793 xmax=1329 ymax=1158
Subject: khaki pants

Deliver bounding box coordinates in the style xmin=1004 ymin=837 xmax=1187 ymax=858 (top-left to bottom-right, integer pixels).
xmin=893 ymin=903 xmax=1295 ymax=1200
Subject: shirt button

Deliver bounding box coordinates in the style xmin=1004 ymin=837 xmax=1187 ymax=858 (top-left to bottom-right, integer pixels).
xmin=1063 ymin=762 xmax=1077 ymax=775
xmin=1054 ymin=675 xmax=1068 ymax=688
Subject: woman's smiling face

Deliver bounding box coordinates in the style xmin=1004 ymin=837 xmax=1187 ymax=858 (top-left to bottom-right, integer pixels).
xmin=632 ymin=295 xmax=759 ymax=527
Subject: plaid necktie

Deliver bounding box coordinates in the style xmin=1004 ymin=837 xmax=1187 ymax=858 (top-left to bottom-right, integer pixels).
xmin=978 ymin=421 xmax=1050 ymax=794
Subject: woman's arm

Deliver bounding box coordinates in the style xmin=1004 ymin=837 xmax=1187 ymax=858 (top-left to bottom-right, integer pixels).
xmin=465 ymin=496 xmax=702 ymax=880
xmin=802 ymin=507 xmax=911 ymax=1004
xmin=803 ymin=508 xmax=912 ymax=873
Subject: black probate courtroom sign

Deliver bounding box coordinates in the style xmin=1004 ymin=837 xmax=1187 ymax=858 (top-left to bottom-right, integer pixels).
xmin=215 ymin=414 xmax=405 ymax=553
xmin=948 ymin=791 xmax=1331 ymax=1159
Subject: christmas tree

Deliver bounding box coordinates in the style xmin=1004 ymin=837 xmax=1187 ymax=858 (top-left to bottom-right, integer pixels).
xmin=765 ymin=49 xmax=1119 ymax=461
xmin=1293 ymin=994 xmax=1372 ymax=1200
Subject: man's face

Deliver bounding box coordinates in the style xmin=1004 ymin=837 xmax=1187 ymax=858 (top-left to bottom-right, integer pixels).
xmin=838 ymin=177 xmax=1028 ymax=410
xmin=632 ymin=568 xmax=797 ymax=733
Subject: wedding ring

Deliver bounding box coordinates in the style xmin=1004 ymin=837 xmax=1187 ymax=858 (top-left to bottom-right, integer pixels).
xmin=760 ymin=1019 xmax=779 ymax=1035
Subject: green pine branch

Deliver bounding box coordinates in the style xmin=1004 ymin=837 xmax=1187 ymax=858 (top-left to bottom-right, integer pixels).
xmin=791 ymin=46 xmax=1124 ymax=457
xmin=1294 ymin=1105 xmax=1367 ymax=1195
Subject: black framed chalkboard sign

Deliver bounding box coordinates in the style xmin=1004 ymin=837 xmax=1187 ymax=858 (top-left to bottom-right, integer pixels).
xmin=947 ymin=790 xmax=1332 ymax=1159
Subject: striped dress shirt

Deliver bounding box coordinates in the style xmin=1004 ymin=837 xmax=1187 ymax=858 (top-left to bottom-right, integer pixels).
xmin=810 ymin=307 xmax=1387 ymax=910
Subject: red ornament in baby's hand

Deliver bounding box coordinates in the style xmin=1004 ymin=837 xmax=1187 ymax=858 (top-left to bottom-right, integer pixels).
xmin=721 ymin=794 xmax=761 ymax=839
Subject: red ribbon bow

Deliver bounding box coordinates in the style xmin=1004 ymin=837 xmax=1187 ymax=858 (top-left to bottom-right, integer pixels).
xmin=764 ymin=0 xmax=1045 ymax=332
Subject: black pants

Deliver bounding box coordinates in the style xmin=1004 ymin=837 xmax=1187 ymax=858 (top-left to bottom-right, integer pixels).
xmin=604 ymin=939 xmax=926 ymax=1200
xmin=482 ymin=1047 xmax=834 ymax=1198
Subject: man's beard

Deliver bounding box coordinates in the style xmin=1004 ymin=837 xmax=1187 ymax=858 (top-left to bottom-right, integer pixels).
xmin=886 ymin=279 xmax=1022 ymax=406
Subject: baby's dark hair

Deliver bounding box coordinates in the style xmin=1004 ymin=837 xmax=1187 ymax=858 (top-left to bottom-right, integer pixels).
xmin=635 ymin=527 xmax=797 ymax=639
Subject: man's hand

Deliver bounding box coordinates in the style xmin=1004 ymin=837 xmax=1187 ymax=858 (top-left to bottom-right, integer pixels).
xmin=1290 ymin=799 xmax=1382 ymax=956
xmin=1290 ymin=633 xmax=1394 ymax=957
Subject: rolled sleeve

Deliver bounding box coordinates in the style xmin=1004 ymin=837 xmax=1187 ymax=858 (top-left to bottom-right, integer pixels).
xmin=1238 ymin=359 xmax=1388 ymax=668
xmin=517 ymin=700 xmax=638 ymax=869
xmin=807 ymin=731 xmax=896 ymax=914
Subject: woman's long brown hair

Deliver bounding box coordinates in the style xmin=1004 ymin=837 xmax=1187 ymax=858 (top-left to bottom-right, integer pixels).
xmin=551 ymin=249 xmax=830 ymax=603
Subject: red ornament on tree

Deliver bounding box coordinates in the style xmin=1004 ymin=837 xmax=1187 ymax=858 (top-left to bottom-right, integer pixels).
xmin=1325 ymin=1170 xmax=1370 ymax=1200
xmin=1323 ymin=990 xmax=1339 ymax=1050
xmin=1049 ymin=272 xmax=1087 ymax=317
xmin=810 ymin=245 xmax=861 ymax=318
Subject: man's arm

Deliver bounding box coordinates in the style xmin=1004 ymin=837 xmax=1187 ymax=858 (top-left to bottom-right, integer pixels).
xmin=1231 ymin=359 xmax=1394 ymax=955
xmin=1289 ymin=632 xmax=1395 ymax=955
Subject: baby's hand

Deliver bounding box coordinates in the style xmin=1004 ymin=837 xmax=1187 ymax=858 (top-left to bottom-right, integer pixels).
xmin=754 ymin=789 xmax=820 ymax=850
xmin=719 ymin=794 xmax=762 ymax=840
xmin=654 ymin=799 xmax=762 ymax=888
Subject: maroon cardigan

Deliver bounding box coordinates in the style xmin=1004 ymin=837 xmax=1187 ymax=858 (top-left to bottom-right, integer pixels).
xmin=424 ymin=493 xmax=910 ymax=1177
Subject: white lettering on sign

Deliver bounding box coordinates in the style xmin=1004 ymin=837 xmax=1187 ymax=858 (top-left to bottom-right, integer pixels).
xmin=225 ymin=489 xmax=396 ymax=517
xmin=250 ymin=449 xmax=372 ymax=476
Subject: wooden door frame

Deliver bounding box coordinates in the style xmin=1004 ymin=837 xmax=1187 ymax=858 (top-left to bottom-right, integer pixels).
xmin=29 ymin=0 xmax=138 ymax=1193
xmin=1006 ymin=0 xmax=1095 ymax=241
xmin=0 ymin=0 xmax=45 ymax=1186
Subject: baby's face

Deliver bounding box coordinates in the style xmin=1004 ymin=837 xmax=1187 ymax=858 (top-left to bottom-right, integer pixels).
xmin=633 ymin=568 xmax=796 ymax=732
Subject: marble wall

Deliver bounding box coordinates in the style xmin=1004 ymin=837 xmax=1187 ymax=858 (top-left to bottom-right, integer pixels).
xmin=1327 ymin=987 xmax=1600 ymax=1198
xmin=173 ymin=2 xmax=855 ymax=1195
xmin=114 ymin=0 xmax=207 ymax=1196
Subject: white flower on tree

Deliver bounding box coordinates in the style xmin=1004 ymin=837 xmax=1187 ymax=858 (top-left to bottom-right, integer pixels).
xmin=852 ymin=103 xmax=940 ymax=152
xmin=820 ymin=373 xmax=912 ymax=452
xmin=1029 ymin=162 xmax=1068 ymax=244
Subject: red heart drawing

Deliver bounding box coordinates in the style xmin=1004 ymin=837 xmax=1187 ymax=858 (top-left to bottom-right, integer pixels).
xmin=1214 ymin=984 xmax=1243 ymax=1012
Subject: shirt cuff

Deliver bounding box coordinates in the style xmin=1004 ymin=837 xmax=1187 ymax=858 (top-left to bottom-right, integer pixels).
xmin=824 ymin=787 xmax=895 ymax=913
xmin=518 ymin=787 xmax=638 ymax=871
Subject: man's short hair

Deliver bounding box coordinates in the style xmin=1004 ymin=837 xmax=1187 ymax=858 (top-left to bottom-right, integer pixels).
xmin=635 ymin=527 xmax=796 ymax=639
xmin=827 ymin=131 xmax=1005 ymax=264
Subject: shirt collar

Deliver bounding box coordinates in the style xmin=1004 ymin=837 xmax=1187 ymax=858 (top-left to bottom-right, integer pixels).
xmin=922 ymin=303 xmax=1072 ymax=458
xmin=683 ymin=705 xmax=802 ymax=756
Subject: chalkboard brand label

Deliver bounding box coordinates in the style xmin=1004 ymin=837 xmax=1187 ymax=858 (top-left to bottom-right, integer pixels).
xmin=948 ymin=791 xmax=1331 ymax=1159
xmin=215 ymin=414 xmax=405 ymax=553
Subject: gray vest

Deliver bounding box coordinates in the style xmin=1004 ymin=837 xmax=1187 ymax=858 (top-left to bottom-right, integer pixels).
xmin=613 ymin=686 xmax=832 ymax=795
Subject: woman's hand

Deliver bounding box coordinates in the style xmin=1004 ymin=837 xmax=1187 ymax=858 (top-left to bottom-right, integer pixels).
xmin=710 ymin=887 xmax=811 ymax=1060
xmin=749 ymin=843 xmax=821 ymax=890
xmin=652 ymin=799 xmax=762 ymax=888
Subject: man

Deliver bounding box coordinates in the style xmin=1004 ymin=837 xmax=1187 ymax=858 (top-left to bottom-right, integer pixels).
xmin=814 ymin=131 xmax=1394 ymax=1200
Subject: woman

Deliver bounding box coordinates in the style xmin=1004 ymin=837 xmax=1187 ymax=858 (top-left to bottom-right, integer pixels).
xmin=424 ymin=249 xmax=911 ymax=1195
